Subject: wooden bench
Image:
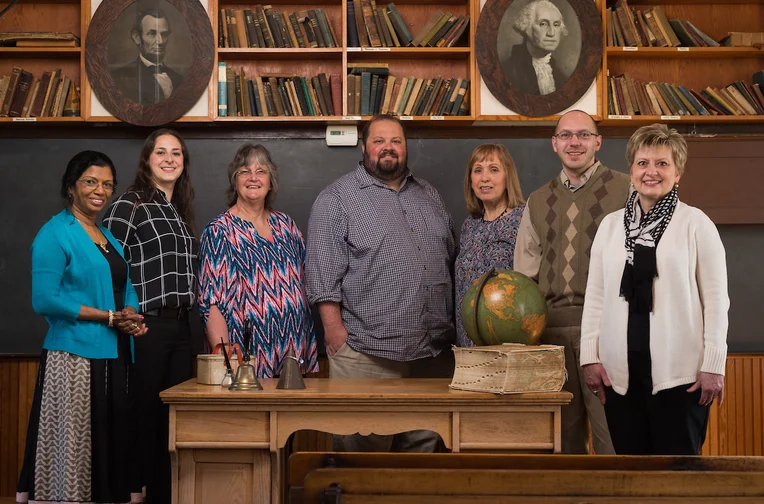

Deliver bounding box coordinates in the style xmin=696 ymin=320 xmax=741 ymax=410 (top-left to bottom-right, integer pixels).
xmin=289 ymin=452 xmax=764 ymax=503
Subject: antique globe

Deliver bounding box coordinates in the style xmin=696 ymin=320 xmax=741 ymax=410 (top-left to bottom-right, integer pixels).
xmin=461 ymin=268 xmax=547 ymax=346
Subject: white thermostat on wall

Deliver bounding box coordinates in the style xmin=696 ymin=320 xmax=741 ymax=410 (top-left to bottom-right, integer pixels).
xmin=325 ymin=125 xmax=358 ymax=147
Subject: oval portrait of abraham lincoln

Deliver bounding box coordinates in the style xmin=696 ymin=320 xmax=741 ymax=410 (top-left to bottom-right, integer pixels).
xmin=476 ymin=0 xmax=601 ymax=117
xmin=107 ymin=0 xmax=192 ymax=106
xmin=86 ymin=0 xmax=214 ymax=126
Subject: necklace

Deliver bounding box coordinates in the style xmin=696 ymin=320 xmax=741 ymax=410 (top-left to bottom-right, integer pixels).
xmin=74 ymin=215 xmax=109 ymax=253
xmin=483 ymin=206 xmax=508 ymax=222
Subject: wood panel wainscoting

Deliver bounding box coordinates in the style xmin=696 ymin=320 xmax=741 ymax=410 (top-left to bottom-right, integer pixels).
xmin=2 ymin=354 xmax=763 ymax=497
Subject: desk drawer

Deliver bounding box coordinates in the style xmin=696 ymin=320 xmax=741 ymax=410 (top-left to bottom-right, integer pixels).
xmin=459 ymin=412 xmax=553 ymax=450
xmin=175 ymin=411 xmax=269 ymax=444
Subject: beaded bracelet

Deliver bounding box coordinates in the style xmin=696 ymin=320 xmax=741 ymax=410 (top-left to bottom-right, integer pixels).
xmin=107 ymin=310 xmax=114 ymax=328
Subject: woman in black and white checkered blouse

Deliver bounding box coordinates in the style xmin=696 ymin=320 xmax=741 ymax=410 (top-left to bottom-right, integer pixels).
xmin=103 ymin=129 xmax=198 ymax=503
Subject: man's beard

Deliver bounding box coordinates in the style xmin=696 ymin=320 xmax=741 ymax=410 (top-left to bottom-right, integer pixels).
xmin=363 ymin=149 xmax=407 ymax=182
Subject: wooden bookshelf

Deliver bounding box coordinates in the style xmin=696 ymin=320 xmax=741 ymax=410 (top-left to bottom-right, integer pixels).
xmin=214 ymin=0 xmax=475 ymax=121
xmin=0 ymin=0 xmax=82 ymax=121
xmin=2 ymin=0 xmax=760 ymax=125
xmin=601 ymin=0 xmax=764 ymax=126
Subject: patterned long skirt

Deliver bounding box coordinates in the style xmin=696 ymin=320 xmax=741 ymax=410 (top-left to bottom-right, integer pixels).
xmin=16 ymin=338 xmax=138 ymax=504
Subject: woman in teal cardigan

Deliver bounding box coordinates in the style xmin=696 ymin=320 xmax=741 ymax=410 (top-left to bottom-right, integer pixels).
xmin=17 ymin=151 xmax=148 ymax=504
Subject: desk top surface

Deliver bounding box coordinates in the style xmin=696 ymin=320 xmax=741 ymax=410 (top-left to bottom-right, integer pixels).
xmin=161 ymin=378 xmax=572 ymax=406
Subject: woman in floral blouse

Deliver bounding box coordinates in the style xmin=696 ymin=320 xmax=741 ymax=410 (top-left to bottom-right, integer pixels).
xmin=455 ymin=144 xmax=526 ymax=347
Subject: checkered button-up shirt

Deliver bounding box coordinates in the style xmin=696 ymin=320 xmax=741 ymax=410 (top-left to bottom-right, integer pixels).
xmin=306 ymin=164 xmax=457 ymax=361
xmin=103 ymin=190 xmax=198 ymax=313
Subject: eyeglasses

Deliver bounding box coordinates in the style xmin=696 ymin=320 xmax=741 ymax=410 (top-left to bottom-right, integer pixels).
xmin=77 ymin=179 xmax=116 ymax=191
xmin=236 ymin=168 xmax=269 ymax=178
xmin=554 ymin=131 xmax=597 ymax=141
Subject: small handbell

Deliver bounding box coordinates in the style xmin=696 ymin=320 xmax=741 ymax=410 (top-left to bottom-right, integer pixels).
xmin=229 ymin=362 xmax=263 ymax=391
xmin=276 ymin=348 xmax=306 ymax=390
xmin=229 ymin=319 xmax=263 ymax=391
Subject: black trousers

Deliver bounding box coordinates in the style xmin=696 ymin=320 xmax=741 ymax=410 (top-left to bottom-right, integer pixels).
xmin=131 ymin=315 xmax=192 ymax=503
xmin=604 ymin=351 xmax=710 ymax=455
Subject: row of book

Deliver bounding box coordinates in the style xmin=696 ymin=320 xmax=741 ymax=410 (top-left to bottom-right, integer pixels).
xmin=348 ymin=1 xmax=468 ymax=48
xmin=607 ymin=1 xmax=718 ymax=48
xmin=608 ymin=74 xmax=764 ymax=117
xmin=217 ymin=63 xmax=341 ymax=117
xmin=218 ymin=6 xmax=337 ymax=49
xmin=0 ymin=67 xmax=79 ymax=118
xmin=347 ymin=64 xmax=469 ymax=116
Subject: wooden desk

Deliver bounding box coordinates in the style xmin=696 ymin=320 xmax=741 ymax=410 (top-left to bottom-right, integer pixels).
xmin=161 ymin=378 xmax=572 ymax=504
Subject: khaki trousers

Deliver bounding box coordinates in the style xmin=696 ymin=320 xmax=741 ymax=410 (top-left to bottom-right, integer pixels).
xmin=328 ymin=343 xmax=454 ymax=452
xmin=542 ymin=326 xmax=615 ymax=454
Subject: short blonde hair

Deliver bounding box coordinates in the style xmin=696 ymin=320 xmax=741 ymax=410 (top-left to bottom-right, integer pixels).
xmin=464 ymin=144 xmax=525 ymax=218
xmin=226 ymin=144 xmax=279 ymax=207
xmin=626 ymin=123 xmax=688 ymax=176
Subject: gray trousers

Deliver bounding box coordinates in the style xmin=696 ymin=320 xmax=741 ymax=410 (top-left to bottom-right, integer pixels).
xmin=542 ymin=326 xmax=615 ymax=454
xmin=328 ymin=343 xmax=454 ymax=452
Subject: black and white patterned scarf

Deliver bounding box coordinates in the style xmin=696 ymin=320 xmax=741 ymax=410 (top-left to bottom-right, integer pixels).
xmin=620 ymin=185 xmax=679 ymax=313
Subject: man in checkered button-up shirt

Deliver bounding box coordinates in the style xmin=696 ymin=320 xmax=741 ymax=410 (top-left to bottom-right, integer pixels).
xmin=306 ymin=116 xmax=457 ymax=453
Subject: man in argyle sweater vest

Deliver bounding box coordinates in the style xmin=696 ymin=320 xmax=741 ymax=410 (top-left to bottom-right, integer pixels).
xmin=515 ymin=110 xmax=630 ymax=454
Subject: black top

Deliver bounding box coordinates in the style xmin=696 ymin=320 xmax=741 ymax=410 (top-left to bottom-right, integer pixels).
xmin=102 ymin=190 xmax=197 ymax=313
xmin=96 ymin=241 xmax=127 ymax=311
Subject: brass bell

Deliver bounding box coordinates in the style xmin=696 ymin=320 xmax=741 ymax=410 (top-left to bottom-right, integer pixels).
xmin=229 ymin=320 xmax=263 ymax=391
xmin=277 ymin=348 xmax=306 ymax=390
xmin=229 ymin=362 xmax=263 ymax=391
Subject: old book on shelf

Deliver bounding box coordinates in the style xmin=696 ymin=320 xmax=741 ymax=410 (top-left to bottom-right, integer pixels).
xmin=380 ymin=8 xmax=400 ymax=47
xmin=450 ymin=344 xmax=566 ymax=395
xmin=354 ymin=0 xmax=370 ymax=46
xmin=61 ymin=82 xmax=79 ymax=117
xmin=0 ymin=67 xmax=23 ymax=117
xmin=420 ymin=12 xmax=452 ymax=47
xmin=21 ymin=79 xmax=39 ymax=117
xmin=0 ymin=31 xmax=80 ymax=47
xmin=721 ymin=32 xmax=764 ymax=47
xmin=386 ymin=4 xmax=412 ymax=46
xmin=8 ymin=70 xmax=34 ymax=117
xmin=412 ymin=11 xmax=443 ymax=47
xmin=347 ymin=1 xmax=360 ymax=47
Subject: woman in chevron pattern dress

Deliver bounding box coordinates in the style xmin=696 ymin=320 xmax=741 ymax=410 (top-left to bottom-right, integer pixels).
xmin=17 ymin=151 xmax=147 ymax=504
xmin=198 ymin=144 xmax=318 ymax=377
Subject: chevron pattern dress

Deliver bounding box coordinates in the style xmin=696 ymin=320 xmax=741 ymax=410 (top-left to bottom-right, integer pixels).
xmin=199 ymin=210 xmax=319 ymax=377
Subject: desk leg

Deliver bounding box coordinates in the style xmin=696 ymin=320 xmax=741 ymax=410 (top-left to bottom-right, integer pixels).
xmin=272 ymin=449 xmax=287 ymax=504
xmin=271 ymin=411 xmax=282 ymax=504
xmin=554 ymin=406 xmax=562 ymax=453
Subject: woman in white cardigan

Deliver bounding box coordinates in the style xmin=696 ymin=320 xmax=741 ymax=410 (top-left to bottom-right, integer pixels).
xmin=580 ymin=123 xmax=728 ymax=455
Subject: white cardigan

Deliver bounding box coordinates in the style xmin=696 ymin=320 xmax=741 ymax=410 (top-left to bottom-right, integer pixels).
xmin=580 ymin=202 xmax=729 ymax=395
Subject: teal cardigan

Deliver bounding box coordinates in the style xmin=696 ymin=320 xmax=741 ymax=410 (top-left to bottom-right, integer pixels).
xmin=32 ymin=209 xmax=139 ymax=359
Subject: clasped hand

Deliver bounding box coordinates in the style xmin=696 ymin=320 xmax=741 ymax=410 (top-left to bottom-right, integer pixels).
xmin=113 ymin=309 xmax=148 ymax=337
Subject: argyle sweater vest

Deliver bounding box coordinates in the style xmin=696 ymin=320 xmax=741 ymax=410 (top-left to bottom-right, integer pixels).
xmin=528 ymin=165 xmax=630 ymax=326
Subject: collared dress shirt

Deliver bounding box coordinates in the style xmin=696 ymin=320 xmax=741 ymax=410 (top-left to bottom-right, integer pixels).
xmin=306 ymin=163 xmax=458 ymax=361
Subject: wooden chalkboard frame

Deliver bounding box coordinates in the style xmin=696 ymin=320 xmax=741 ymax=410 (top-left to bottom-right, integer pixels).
xmin=476 ymin=0 xmax=602 ymax=117
xmin=85 ymin=0 xmax=214 ymax=126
